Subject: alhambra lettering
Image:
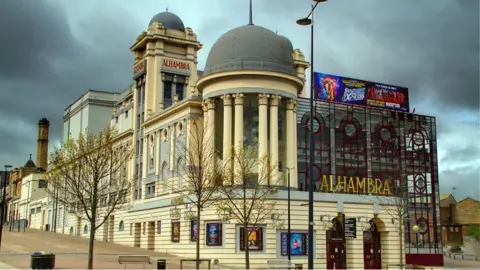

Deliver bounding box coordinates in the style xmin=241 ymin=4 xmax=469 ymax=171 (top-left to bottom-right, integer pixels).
xmin=316 ymin=175 xmax=392 ymax=195
xmin=163 ymin=59 xmax=191 ymax=70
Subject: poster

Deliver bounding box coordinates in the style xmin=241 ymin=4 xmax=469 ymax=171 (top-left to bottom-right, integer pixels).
xmin=240 ymin=227 xmax=263 ymax=251
xmin=281 ymin=233 xmax=308 ymax=256
xmin=191 ymin=220 xmax=198 ymax=242
xmin=206 ymin=223 xmax=222 ymax=246
xmin=171 ymin=221 xmax=180 ymax=242
xmin=314 ymin=72 xmax=409 ymax=112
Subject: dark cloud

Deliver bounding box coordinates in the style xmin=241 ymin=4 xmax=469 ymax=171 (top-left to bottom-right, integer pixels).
xmin=0 ymin=0 xmax=478 ymax=200
xmin=0 ymin=0 xmax=140 ymax=167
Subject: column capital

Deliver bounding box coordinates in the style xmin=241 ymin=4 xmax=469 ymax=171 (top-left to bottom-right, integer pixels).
xmin=233 ymin=94 xmax=244 ymax=105
xmin=270 ymin=95 xmax=282 ymax=106
xmin=204 ymin=98 xmax=216 ymax=110
xmin=258 ymin=94 xmax=270 ymax=105
xmin=221 ymin=95 xmax=233 ymax=106
xmin=285 ymin=99 xmax=298 ymax=111
xmin=202 ymin=102 xmax=208 ymax=113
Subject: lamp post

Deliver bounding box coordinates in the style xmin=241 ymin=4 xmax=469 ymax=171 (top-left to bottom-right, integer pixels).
xmin=285 ymin=167 xmax=293 ymax=264
xmin=297 ymin=0 xmax=328 ymax=268
xmin=0 ymin=165 xmax=12 ymax=251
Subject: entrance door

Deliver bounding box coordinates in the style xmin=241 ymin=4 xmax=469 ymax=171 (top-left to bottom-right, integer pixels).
xmin=147 ymin=221 xmax=155 ymax=250
xmin=102 ymin=218 xmax=109 ymax=242
xmin=363 ymin=220 xmax=382 ymax=269
xmin=76 ymin=217 xmax=82 ymax=236
xmin=134 ymin=223 xmax=141 ymax=248
xmin=41 ymin=210 xmax=45 ymax=229
xmin=326 ymin=218 xmax=347 ymax=269
xmin=108 ymin=216 xmax=114 ymax=242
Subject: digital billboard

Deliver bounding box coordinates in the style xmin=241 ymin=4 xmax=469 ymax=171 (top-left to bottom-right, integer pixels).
xmin=314 ymin=72 xmax=410 ymax=112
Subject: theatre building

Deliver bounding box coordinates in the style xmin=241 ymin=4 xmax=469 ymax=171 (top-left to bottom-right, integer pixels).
xmin=41 ymin=10 xmax=443 ymax=269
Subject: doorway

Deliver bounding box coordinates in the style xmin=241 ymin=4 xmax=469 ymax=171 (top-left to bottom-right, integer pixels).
xmin=134 ymin=223 xmax=141 ymax=248
xmin=103 ymin=218 xmax=109 ymax=242
xmin=41 ymin=210 xmax=45 ymax=229
xmin=147 ymin=221 xmax=155 ymax=250
xmin=76 ymin=217 xmax=82 ymax=236
xmin=363 ymin=219 xmax=382 ymax=269
xmin=326 ymin=217 xmax=347 ymax=269
xmin=108 ymin=216 xmax=114 ymax=242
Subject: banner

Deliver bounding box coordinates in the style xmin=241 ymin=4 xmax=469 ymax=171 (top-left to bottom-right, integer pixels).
xmin=314 ymin=72 xmax=410 ymax=112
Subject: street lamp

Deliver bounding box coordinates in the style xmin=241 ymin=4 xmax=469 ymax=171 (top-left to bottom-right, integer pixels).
xmin=296 ymin=0 xmax=328 ymax=269
xmin=0 ymin=165 xmax=12 ymax=251
xmin=284 ymin=167 xmax=293 ymax=264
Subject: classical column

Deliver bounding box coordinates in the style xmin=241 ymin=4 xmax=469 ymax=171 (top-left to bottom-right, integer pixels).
xmin=258 ymin=94 xmax=269 ymax=184
xmin=233 ymin=94 xmax=244 ymax=150
xmin=155 ymin=131 xmax=161 ymax=175
xmin=233 ymin=94 xmax=244 ymax=183
xmin=285 ymin=99 xmax=298 ymax=188
xmin=221 ymin=95 xmax=233 ymax=184
xmin=270 ymin=95 xmax=281 ymax=185
xmin=142 ymin=138 xmax=148 ymax=179
xmin=205 ymin=99 xmax=216 ymax=159
xmin=169 ymin=124 xmax=175 ymax=171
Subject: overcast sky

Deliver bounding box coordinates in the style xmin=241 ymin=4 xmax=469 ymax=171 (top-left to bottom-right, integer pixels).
xmin=0 ymin=0 xmax=478 ymax=200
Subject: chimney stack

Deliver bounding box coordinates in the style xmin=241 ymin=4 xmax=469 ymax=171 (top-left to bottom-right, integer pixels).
xmin=36 ymin=118 xmax=50 ymax=171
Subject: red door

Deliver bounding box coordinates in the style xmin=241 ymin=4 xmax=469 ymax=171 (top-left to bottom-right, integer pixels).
xmin=363 ymin=220 xmax=382 ymax=269
xmin=326 ymin=218 xmax=347 ymax=269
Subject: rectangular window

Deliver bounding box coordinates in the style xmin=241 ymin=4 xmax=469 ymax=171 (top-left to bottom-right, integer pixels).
xmin=240 ymin=227 xmax=263 ymax=251
xmin=145 ymin=183 xmax=155 ymax=198
xmin=175 ymin=83 xmax=184 ymax=101
xmin=38 ymin=180 xmax=47 ymax=189
xmin=164 ymin=81 xmax=173 ymax=108
xmin=280 ymin=232 xmax=308 ymax=256
xmin=125 ymin=110 xmax=129 ymax=118
xmin=157 ymin=221 xmax=162 ymax=234
xmin=115 ymin=117 xmax=119 ymax=124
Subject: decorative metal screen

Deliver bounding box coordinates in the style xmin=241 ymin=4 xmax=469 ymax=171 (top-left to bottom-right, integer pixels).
xmin=296 ymin=98 xmax=442 ymax=266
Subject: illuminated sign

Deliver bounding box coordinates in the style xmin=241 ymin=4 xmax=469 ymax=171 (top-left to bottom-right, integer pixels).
xmin=316 ymin=175 xmax=392 ymax=195
xmin=314 ymin=72 xmax=409 ymax=112
xmin=133 ymin=60 xmax=146 ymax=79
xmin=163 ymin=59 xmax=191 ymax=70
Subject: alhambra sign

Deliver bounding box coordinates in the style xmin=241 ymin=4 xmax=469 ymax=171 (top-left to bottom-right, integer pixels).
xmin=316 ymin=175 xmax=392 ymax=195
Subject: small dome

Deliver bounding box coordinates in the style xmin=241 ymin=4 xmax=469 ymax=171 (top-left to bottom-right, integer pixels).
xmin=149 ymin=11 xmax=185 ymax=31
xmin=203 ymin=25 xmax=296 ymax=76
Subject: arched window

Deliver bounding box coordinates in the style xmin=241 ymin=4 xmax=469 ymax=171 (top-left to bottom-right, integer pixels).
xmin=162 ymin=161 xmax=169 ymax=193
xmin=118 ymin=220 xmax=125 ymax=232
xmin=177 ymin=157 xmax=184 ymax=188
xmin=83 ymin=225 xmax=88 ymax=234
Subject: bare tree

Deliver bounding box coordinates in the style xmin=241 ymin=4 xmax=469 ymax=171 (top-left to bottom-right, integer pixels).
xmin=45 ymin=127 xmax=132 ymax=269
xmin=170 ymin=117 xmax=223 ymax=269
xmin=214 ymin=145 xmax=278 ymax=269
xmin=364 ymin=177 xmax=409 ymax=267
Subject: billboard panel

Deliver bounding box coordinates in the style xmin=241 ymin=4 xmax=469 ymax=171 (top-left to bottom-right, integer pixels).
xmin=314 ymin=72 xmax=410 ymax=112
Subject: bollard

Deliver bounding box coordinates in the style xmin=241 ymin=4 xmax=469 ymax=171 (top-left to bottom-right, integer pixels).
xmin=157 ymin=258 xmax=166 ymax=270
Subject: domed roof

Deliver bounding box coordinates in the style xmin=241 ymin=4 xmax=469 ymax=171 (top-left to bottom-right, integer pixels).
xmin=203 ymin=25 xmax=296 ymax=76
xmin=149 ymin=11 xmax=185 ymax=31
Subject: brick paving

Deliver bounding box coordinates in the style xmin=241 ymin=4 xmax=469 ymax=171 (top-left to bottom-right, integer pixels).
xmin=0 ymin=228 xmax=213 ymax=269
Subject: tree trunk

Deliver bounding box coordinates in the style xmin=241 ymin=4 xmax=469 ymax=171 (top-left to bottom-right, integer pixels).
xmin=87 ymin=214 xmax=96 ymax=269
xmin=195 ymin=205 xmax=201 ymax=269
xmin=244 ymin=222 xmax=250 ymax=269
xmin=398 ymin=223 xmax=404 ymax=267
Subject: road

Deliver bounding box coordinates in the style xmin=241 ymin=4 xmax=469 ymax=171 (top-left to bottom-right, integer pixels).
xmin=0 ymin=228 xmax=209 ymax=269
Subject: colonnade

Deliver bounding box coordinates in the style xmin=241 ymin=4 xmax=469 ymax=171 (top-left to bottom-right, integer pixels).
xmin=202 ymin=94 xmax=298 ymax=188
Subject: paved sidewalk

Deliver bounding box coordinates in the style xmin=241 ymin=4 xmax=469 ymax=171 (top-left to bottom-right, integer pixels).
xmin=443 ymin=255 xmax=480 ymax=268
xmin=0 ymin=228 xmax=205 ymax=269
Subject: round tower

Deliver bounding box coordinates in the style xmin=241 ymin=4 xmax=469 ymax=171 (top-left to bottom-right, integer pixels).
xmin=197 ymin=24 xmax=308 ymax=187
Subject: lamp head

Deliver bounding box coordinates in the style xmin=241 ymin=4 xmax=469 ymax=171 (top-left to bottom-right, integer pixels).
xmin=296 ymin=18 xmax=312 ymax=26
xmin=313 ymin=0 xmax=328 ymax=2
xmin=4 ymin=165 xmax=12 ymax=169
xmin=412 ymin=224 xmax=420 ymax=233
